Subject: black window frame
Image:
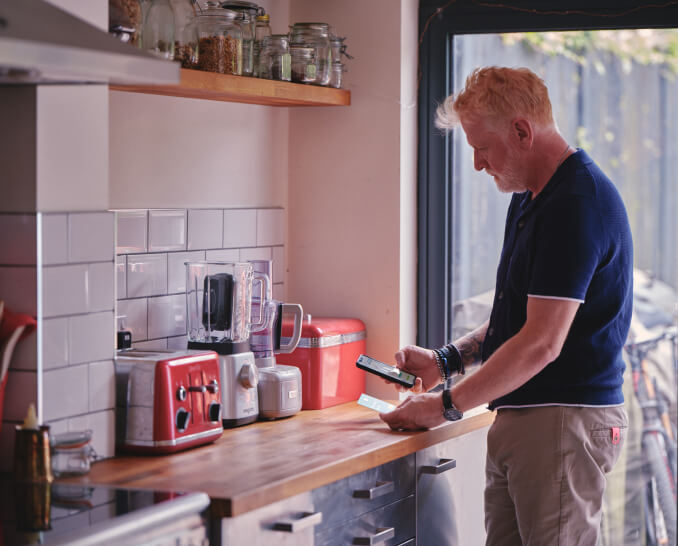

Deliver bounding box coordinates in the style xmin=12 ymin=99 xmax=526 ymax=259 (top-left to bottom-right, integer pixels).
xmin=416 ymin=0 xmax=678 ymax=348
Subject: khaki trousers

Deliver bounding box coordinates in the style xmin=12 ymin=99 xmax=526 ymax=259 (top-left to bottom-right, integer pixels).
xmin=484 ymin=405 xmax=628 ymax=546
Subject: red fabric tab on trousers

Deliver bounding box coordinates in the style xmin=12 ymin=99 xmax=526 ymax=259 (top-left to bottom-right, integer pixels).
xmin=611 ymin=427 xmax=621 ymax=445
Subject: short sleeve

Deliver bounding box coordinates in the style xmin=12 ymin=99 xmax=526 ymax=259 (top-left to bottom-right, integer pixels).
xmin=527 ymin=194 xmax=603 ymax=302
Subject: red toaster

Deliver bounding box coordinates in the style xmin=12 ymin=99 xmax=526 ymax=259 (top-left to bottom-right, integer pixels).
xmin=115 ymin=349 xmax=223 ymax=454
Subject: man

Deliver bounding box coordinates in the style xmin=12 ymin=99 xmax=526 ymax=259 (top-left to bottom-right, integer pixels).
xmin=380 ymin=67 xmax=633 ymax=545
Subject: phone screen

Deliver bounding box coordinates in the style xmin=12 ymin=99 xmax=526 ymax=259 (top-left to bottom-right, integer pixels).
xmin=356 ymin=355 xmax=416 ymax=387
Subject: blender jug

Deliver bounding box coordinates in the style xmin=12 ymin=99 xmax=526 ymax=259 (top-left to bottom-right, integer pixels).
xmin=185 ymin=261 xmax=269 ymax=427
xmin=248 ymin=260 xmax=304 ymax=420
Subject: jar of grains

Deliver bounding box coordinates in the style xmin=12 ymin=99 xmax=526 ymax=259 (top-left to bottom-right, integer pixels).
xmin=258 ymin=34 xmax=291 ymax=81
xmin=290 ymin=46 xmax=316 ymax=84
xmin=220 ymin=1 xmax=260 ymax=76
xmin=170 ymin=0 xmax=200 ymax=68
xmin=289 ymin=22 xmax=331 ymax=86
xmin=194 ymin=2 xmax=243 ymax=75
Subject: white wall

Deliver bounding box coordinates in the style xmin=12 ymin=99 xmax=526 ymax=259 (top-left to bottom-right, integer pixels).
xmin=287 ymin=0 xmax=418 ymax=399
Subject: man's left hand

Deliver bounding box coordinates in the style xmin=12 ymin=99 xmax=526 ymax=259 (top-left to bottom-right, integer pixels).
xmin=379 ymin=392 xmax=446 ymax=431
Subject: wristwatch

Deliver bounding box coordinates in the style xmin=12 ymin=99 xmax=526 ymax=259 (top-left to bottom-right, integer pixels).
xmin=442 ymin=385 xmax=463 ymax=421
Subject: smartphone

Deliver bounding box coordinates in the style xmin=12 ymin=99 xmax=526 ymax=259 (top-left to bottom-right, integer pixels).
xmin=356 ymin=354 xmax=416 ymax=388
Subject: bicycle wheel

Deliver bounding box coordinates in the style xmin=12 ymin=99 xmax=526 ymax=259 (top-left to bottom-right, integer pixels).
xmin=643 ymin=431 xmax=677 ymax=545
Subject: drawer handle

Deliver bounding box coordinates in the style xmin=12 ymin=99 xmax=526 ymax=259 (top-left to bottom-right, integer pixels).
xmin=352 ymin=527 xmax=395 ymax=545
xmin=421 ymin=458 xmax=457 ymax=474
xmin=272 ymin=511 xmax=322 ymax=533
xmin=353 ymin=480 xmax=395 ymax=499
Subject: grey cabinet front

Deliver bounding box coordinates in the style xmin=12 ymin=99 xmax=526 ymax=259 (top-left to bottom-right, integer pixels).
xmin=416 ymin=426 xmax=489 ymax=546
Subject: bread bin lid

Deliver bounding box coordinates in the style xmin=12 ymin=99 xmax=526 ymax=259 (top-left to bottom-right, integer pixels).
xmin=281 ymin=316 xmax=365 ymax=348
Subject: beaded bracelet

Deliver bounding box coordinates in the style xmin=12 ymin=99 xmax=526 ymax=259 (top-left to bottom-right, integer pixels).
xmin=432 ymin=349 xmax=448 ymax=380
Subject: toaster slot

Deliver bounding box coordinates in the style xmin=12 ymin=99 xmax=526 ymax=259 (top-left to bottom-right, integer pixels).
xmin=189 ymin=372 xmax=205 ymax=424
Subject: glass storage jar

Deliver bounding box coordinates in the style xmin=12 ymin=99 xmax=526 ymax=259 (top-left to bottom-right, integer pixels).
xmin=252 ymin=12 xmax=271 ymax=77
xmin=50 ymin=430 xmax=96 ymax=477
xmin=109 ymin=0 xmax=142 ymax=45
xmin=258 ymin=34 xmax=291 ymax=81
xmin=170 ymin=0 xmax=200 ymax=68
xmin=330 ymin=61 xmax=343 ymax=89
xmin=194 ymin=2 xmax=243 ymax=75
xmin=289 ymin=22 xmax=330 ymax=86
xmin=290 ymin=46 xmax=317 ymax=85
xmin=219 ymin=1 xmax=260 ymax=76
xmin=141 ymin=0 xmax=175 ymax=59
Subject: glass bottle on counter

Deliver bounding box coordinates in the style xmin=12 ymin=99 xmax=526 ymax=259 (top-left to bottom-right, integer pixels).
xmin=289 ymin=22 xmax=331 ymax=86
xmin=170 ymin=0 xmax=200 ymax=68
xmin=258 ymin=34 xmax=291 ymax=82
xmin=219 ymin=1 xmax=260 ymax=76
xmin=194 ymin=2 xmax=243 ymax=75
xmin=141 ymin=0 xmax=175 ymax=59
xmin=252 ymin=12 xmax=271 ymax=77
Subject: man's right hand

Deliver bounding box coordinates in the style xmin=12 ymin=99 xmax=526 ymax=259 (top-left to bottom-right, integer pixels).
xmin=394 ymin=345 xmax=443 ymax=392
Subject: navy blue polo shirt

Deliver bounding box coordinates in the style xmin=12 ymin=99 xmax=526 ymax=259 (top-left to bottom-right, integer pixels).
xmin=485 ymin=150 xmax=633 ymax=410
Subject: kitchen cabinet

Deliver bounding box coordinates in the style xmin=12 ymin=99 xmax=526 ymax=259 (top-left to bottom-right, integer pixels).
xmin=416 ymin=426 xmax=489 ymax=546
xmin=110 ymin=68 xmax=351 ymax=107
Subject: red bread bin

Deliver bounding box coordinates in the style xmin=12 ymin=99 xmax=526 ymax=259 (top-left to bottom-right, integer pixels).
xmin=276 ymin=317 xmax=366 ymax=409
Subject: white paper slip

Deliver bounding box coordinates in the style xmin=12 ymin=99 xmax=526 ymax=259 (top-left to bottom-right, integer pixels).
xmin=357 ymin=393 xmax=396 ymax=413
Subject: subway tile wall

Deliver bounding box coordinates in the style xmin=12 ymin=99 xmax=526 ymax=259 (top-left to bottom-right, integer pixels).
xmin=116 ymin=208 xmax=286 ymax=350
xmin=0 ymin=211 xmax=116 ymax=472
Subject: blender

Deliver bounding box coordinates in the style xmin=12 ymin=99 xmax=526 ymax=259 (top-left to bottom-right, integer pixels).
xmin=249 ymin=260 xmax=304 ymax=419
xmin=185 ymin=261 xmax=269 ymax=428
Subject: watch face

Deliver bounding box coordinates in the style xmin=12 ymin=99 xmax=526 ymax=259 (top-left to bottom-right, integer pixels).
xmin=443 ymin=407 xmax=463 ymax=421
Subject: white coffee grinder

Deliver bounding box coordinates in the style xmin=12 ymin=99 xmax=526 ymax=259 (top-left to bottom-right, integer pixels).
xmin=249 ymin=260 xmax=303 ymax=419
xmin=185 ymin=261 xmax=269 ymax=428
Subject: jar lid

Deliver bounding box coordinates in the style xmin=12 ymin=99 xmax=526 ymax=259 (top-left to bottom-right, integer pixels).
xmin=220 ymin=1 xmax=260 ymax=13
xmin=199 ymin=2 xmax=238 ymax=19
xmin=50 ymin=429 xmax=93 ymax=450
xmin=292 ymin=22 xmax=329 ymax=31
xmin=256 ymin=13 xmax=269 ymax=22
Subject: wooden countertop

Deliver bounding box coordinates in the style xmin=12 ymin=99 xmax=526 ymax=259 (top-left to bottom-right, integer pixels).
xmin=59 ymin=402 xmax=494 ymax=518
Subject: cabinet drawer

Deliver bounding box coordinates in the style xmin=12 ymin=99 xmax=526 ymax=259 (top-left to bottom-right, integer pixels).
xmin=314 ymin=496 xmax=415 ymax=546
xmin=312 ymin=454 xmax=415 ymax=531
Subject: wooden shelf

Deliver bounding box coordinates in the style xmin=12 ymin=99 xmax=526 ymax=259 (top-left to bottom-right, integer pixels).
xmin=110 ymin=68 xmax=351 ymax=107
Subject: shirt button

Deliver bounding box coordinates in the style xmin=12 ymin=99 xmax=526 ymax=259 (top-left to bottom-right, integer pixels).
xmin=517 ymin=220 xmax=525 ymax=229
xmin=498 ymin=291 xmax=504 ymax=300
xmin=488 ymin=327 xmax=494 ymax=336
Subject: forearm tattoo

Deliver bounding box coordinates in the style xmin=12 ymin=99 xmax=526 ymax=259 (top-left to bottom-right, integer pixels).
xmin=455 ymin=323 xmax=487 ymax=368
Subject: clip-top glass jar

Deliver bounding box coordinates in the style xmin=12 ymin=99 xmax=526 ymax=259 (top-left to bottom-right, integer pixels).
xmin=194 ymin=2 xmax=243 ymax=75
xmin=289 ymin=22 xmax=330 ymax=86
xmin=170 ymin=0 xmax=200 ymax=68
xmin=220 ymin=1 xmax=260 ymax=76
xmin=258 ymin=34 xmax=291 ymax=81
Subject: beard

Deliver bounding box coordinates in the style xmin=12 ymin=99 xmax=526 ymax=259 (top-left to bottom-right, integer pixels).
xmin=489 ymin=145 xmax=526 ymax=194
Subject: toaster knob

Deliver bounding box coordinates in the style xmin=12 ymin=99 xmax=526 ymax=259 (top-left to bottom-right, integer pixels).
xmin=177 ymin=386 xmax=187 ymax=401
xmin=206 ymin=379 xmax=219 ymax=394
xmin=208 ymin=402 xmax=221 ymax=422
xmin=176 ymin=408 xmax=190 ymax=432
xmin=238 ymin=363 xmax=258 ymax=389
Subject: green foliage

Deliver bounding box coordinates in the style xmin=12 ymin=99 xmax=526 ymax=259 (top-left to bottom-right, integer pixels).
xmin=502 ymin=30 xmax=678 ymax=75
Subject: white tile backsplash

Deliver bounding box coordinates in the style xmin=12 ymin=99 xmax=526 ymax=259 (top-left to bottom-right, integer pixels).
xmin=117 ymin=299 xmax=147 ymax=341
xmin=127 ymin=253 xmax=167 ymax=297
xmin=133 ymin=338 xmax=167 ymax=350
xmin=148 ymin=294 xmax=186 ymax=339
xmin=188 ymin=209 xmax=223 ymax=250
xmin=88 ymin=262 xmax=115 ymax=312
xmin=168 ymin=250 xmax=204 ymax=294
xmin=0 ymin=214 xmax=36 ymax=265
xmin=69 ymin=312 xmax=115 ymax=364
xmin=272 ymin=246 xmax=284 ymax=285
xmin=205 ymin=248 xmax=240 ymax=262
xmin=116 ymin=210 xmax=147 ymax=254
xmin=43 ymin=364 xmax=89 ymax=421
xmin=149 ymin=209 xmax=186 ymax=251
xmin=41 ymin=214 xmax=68 ymax=265
xmin=69 ymin=212 xmax=115 ymax=263
xmin=240 ymin=246 xmax=271 ymax=262
xmin=43 ymin=264 xmax=88 ymax=317
xmin=257 ymin=208 xmax=284 ymax=246
xmin=223 ymin=209 xmax=257 ymax=248
xmin=43 ymin=317 xmax=69 ymax=370
xmin=116 ymin=255 xmax=127 ymax=299
xmin=167 ymin=335 xmax=188 ymax=350
xmin=88 ymin=360 xmax=115 ymax=412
